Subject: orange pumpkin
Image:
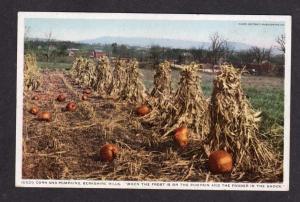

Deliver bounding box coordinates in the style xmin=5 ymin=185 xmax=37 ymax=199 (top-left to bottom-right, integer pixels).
xmin=100 ymin=144 xmax=119 ymax=162
xmin=37 ymin=111 xmax=51 ymax=122
xmin=174 ymin=126 xmax=188 ymax=148
xmin=66 ymin=102 xmax=76 ymax=111
xmin=136 ymin=104 xmax=150 ymax=116
xmin=208 ymin=150 xmax=233 ymax=174
xmin=29 ymin=106 xmax=39 ymax=115
xmin=57 ymin=94 xmax=66 ymax=102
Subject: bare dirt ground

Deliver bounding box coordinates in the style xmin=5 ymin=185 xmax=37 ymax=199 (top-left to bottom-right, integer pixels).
xmin=22 ymin=69 xmax=283 ymax=182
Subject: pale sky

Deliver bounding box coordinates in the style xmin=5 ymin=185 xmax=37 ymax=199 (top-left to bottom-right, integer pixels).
xmin=25 ymin=18 xmax=285 ymax=48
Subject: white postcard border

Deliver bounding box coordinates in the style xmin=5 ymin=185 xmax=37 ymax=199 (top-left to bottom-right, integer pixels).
xmin=16 ymin=12 xmax=291 ymax=191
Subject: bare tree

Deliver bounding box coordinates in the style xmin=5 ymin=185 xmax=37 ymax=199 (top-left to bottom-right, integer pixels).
xmin=265 ymin=46 xmax=273 ymax=61
xmin=237 ymin=50 xmax=252 ymax=64
xmin=221 ymin=41 xmax=234 ymax=62
xmin=276 ymin=34 xmax=285 ymax=54
xmin=25 ymin=26 xmax=31 ymax=41
xmin=24 ymin=26 xmax=31 ymax=51
xmin=209 ymin=32 xmax=227 ymax=72
xmin=248 ymin=46 xmax=272 ymax=64
xmin=45 ymin=31 xmax=53 ymax=62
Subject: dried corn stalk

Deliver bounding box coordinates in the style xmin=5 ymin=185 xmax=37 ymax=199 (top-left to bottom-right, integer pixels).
xmin=71 ymin=57 xmax=85 ymax=81
xmin=93 ymin=56 xmax=112 ymax=96
xmin=70 ymin=57 xmax=95 ymax=88
xmin=121 ymin=59 xmax=147 ymax=104
xmin=108 ymin=59 xmax=128 ymax=98
xmin=142 ymin=61 xmax=173 ymax=123
xmin=24 ymin=54 xmax=41 ymax=90
xmin=150 ymin=60 xmax=172 ymax=104
xmin=162 ymin=63 xmax=210 ymax=140
xmin=81 ymin=59 xmax=95 ymax=87
xmin=208 ymin=64 xmax=278 ymax=172
xmin=70 ymin=57 xmax=83 ymax=78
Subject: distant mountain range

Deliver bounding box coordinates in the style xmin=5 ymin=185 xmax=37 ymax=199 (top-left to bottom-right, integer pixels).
xmin=28 ymin=36 xmax=281 ymax=54
xmin=79 ymin=36 xmax=253 ymax=51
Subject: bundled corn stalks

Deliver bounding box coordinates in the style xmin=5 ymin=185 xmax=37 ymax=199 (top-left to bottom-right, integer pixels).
xmin=109 ymin=59 xmax=146 ymax=104
xmin=121 ymin=59 xmax=147 ymax=104
xmin=150 ymin=60 xmax=172 ymax=104
xmin=208 ymin=64 xmax=279 ymax=173
xmin=70 ymin=57 xmax=83 ymax=78
xmin=162 ymin=63 xmax=210 ymax=140
xmin=81 ymin=59 xmax=95 ymax=87
xmin=71 ymin=57 xmax=95 ymax=88
xmin=71 ymin=57 xmax=86 ymax=80
xmin=24 ymin=54 xmax=41 ymax=90
xmin=108 ymin=59 xmax=128 ymax=98
xmin=93 ymin=56 xmax=112 ymax=96
xmin=142 ymin=61 xmax=173 ymax=124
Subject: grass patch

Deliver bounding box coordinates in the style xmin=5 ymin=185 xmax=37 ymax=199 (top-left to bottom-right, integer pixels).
xmin=201 ymin=82 xmax=213 ymax=97
xmin=201 ymin=83 xmax=283 ymax=131
xmin=37 ymin=62 xmax=72 ymax=70
xmin=245 ymin=87 xmax=284 ymax=130
xmin=245 ymin=87 xmax=284 ymax=154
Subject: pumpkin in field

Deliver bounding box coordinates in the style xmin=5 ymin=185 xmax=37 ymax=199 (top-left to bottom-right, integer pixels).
xmin=37 ymin=111 xmax=51 ymax=122
xmin=29 ymin=106 xmax=39 ymax=115
xmin=100 ymin=144 xmax=119 ymax=162
xmin=66 ymin=102 xmax=77 ymax=111
xmin=57 ymin=94 xmax=66 ymax=102
xmin=136 ymin=104 xmax=150 ymax=116
xmin=174 ymin=126 xmax=188 ymax=148
xmin=208 ymin=150 xmax=233 ymax=174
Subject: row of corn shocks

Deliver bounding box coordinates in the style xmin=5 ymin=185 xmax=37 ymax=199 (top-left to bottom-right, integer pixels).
xmin=68 ymin=56 xmax=279 ymax=175
xmin=25 ymin=54 xmax=280 ymax=177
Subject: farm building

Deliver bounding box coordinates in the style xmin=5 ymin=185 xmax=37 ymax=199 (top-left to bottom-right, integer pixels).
xmin=67 ymin=48 xmax=79 ymax=57
xmin=90 ymin=50 xmax=107 ymax=58
xmin=232 ymin=61 xmax=275 ymax=76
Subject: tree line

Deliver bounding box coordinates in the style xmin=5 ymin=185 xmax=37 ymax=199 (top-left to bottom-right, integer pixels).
xmin=25 ymin=31 xmax=285 ymax=75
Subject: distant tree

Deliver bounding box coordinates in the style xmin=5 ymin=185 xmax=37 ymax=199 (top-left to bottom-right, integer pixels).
xmin=276 ymin=34 xmax=285 ymax=54
xmin=276 ymin=34 xmax=285 ymax=66
xmin=266 ymin=46 xmax=273 ymax=61
xmin=57 ymin=43 xmax=68 ymax=56
xmin=119 ymin=45 xmax=129 ymax=57
xmin=25 ymin=26 xmax=31 ymax=42
xmin=24 ymin=26 xmax=32 ymax=51
xmin=221 ymin=41 xmax=234 ymax=62
xmin=189 ymin=47 xmax=207 ymax=63
xmin=149 ymin=45 xmax=162 ymax=63
xmin=164 ymin=48 xmax=183 ymax=62
xmin=248 ymin=46 xmax=272 ymax=64
xmin=111 ymin=43 xmax=118 ymax=56
xmin=209 ymin=32 xmax=227 ymax=72
xmin=236 ymin=50 xmax=253 ymax=64
xmin=44 ymin=31 xmax=53 ymax=62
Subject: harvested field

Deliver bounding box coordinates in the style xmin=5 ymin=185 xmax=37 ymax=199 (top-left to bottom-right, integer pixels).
xmin=140 ymin=68 xmax=284 ymax=92
xmin=22 ymin=62 xmax=284 ymax=182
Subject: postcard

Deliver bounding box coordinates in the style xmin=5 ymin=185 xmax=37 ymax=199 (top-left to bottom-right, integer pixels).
xmin=16 ymin=12 xmax=291 ymax=190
